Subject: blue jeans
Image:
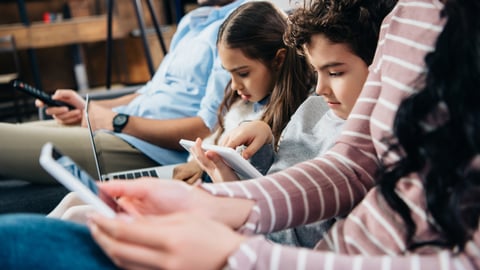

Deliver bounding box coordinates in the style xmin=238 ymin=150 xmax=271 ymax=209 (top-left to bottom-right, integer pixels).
xmin=0 ymin=214 xmax=118 ymax=270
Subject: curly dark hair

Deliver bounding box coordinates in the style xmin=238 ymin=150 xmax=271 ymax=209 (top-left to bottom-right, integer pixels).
xmin=379 ymin=0 xmax=480 ymax=251
xmin=284 ymin=0 xmax=397 ymax=65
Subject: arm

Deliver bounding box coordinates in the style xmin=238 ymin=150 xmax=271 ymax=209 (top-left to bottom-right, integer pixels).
xmin=228 ymin=236 xmax=480 ymax=270
xmin=89 ymin=197 xmax=480 ymax=270
xmin=90 ymin=93 xmax=139 ymax=109
xmin=85 ymin=101 xmax=211 ymax=150
xmin=89 ymin=175 xmax=478 ymax=270
xmin=97 ymin=178 xmax=254 ymax=229
xmin=120 ymin=116 xmax=211 ymax=151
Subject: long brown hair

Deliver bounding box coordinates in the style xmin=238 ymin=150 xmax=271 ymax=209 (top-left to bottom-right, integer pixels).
xmin=215 ymin=1 xmax=314 ymax=147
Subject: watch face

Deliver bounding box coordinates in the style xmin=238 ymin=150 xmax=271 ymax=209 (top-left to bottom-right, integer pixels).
xmin=114 ymin=114 xmax=128 ymax=125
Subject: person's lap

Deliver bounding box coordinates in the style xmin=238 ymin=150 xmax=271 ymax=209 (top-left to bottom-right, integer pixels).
xmin=0 ymin=213 xmax=117 ymax=269
xmin=0 ymin=121 xmax=158 ymax=184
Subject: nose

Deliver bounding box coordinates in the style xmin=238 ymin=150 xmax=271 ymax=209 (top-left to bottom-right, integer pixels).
xmin=315 ymin=75 xmax=331 ymax=96
xmin=231 ymin=77 xmax=243 ymax=91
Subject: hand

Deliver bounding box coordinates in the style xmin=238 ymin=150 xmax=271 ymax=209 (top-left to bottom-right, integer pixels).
xmin=98 ymin=178 xmax=255 ymax=229
xmin=37 ymin=89 xmax=85 ymax=125
xmin=88 ymin=212 xmax=246 ymax=270
xmin=172 ymin=160 xmax=204 ymax=184
xmin=98 ymin=178 xmax=211 ymax=217
xmin=189 ymin=138 xmax=240 ymax=182
xmin=220 ymin=120 xmax=273 ymax=159
xmin=80 ymin=101 xmax=117 ymax=130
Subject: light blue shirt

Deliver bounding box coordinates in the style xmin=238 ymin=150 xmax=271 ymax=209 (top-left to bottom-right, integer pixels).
xmin=112 ymin=0 xmax=245 ymax=165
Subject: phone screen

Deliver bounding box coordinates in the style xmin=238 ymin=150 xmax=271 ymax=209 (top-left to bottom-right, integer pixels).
xmin=52 ymin=147 xmax=122 ymax=212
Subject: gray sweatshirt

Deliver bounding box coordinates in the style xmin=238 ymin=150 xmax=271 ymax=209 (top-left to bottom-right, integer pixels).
xmin=259 ymin=96 xmax=345 ymax=248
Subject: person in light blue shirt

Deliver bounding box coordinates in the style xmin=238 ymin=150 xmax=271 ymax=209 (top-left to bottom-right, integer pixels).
xmin=0 ymin=0 xmax=245 ymax=184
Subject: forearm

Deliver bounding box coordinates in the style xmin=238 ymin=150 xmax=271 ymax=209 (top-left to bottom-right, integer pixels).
xmin=122 ymin=116 xmax=211 ymax=150
xmin=196 ymin=185 xmax=255 ymax=230
xmin=229 ymin=236 xmax=479 ymax=270
xmin=94 ymin=93 xmax=140 ymax=109
xmin=201 ymin=143 xmax=378 ymax=235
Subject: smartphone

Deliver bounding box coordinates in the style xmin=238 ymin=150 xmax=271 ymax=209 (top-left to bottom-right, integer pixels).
xmin=179 ymin=139 xmax=263 ymax=179
xmin=39 ymin=142 xmax=122 ymax=217
xmin=11 ymin=79 xmax=75 ymax=109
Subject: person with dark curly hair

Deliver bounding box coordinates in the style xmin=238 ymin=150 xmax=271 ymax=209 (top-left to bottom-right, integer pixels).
xmin=2 ymin=0 xmax=480 ymax=269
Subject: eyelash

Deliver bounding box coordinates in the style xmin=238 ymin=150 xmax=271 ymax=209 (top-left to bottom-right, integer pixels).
xmin=329 ymin=71 xmax=344 ymax=77
xmin=238 ymin=72 xmax=249 ymax=78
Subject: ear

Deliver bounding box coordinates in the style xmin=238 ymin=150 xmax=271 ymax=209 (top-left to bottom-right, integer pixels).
xmin=272 ymin=48 xmax=287 ymax=71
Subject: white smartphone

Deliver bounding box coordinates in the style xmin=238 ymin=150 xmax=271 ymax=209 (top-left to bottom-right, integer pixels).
xmin=179 ymin=139 xmax=263 ymax=179
xmin=39 ymin=142 xmax=122 ymax=218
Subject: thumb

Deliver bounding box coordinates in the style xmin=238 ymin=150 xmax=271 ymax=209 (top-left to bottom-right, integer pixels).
xmin=205 ymin=151 xmax=224 ymax=163
xmin=238 ymin=141 xmax=264 ymax=160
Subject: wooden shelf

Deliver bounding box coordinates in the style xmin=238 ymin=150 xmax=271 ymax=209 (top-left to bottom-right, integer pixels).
xmin=0 ymin=15 xmax=129 ymax=50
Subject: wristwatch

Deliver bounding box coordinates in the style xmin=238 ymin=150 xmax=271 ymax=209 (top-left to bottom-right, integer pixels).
xmin=112 ymin=113 xmax=129 ymax=133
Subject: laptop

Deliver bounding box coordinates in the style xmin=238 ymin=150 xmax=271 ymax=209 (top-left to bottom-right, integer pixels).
xmin=84 ymin=95 xmax=175 ymax=181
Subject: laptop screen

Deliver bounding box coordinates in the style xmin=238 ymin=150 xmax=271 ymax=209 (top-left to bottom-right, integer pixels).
xmin=85 ymin=95 xmax=104 ymax=181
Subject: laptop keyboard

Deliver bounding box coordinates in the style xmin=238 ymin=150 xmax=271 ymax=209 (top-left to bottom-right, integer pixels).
xmin=104 ymin=169 xmax=158 ymax=180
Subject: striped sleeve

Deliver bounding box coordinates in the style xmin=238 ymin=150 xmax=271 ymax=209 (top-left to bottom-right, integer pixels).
xmin=200 ymin=5 xmax=384 ymax=235
xmin=227 ymin=236 xmax=480 ymax=270
xmin=202 ymin=0 xmax=446 ymax=237
xmin=200 ymin=25 xmax=384 ymax=234
xmin=202 ymin=143 xmax=378 ymax=235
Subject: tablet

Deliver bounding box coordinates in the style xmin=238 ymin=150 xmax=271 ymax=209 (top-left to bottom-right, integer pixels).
xmin=39 ymin=142 xmax=121 ymax=218
xmin=179 ymin=139 xmax=263 ymax=179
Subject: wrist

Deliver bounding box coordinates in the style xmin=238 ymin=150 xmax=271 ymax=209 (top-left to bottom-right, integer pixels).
xmin=112 ymin=113 xmax=129 ymax=133
xmin=194 ymin=185 xmax=255 ymax=229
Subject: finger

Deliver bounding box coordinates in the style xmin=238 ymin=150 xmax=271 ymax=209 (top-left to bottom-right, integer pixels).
xmin=88 ymin=215 xmax=167 ymax=270
xmin=97 ymin=179 xmax=153 ymax=198
xmin=222 ymin=135 xmax=249 ymax=150
xmin=98 ymin=178 xmax=192 ymax=199
xmin=178 ymin=173 xmax=193 ymax=182
xmin=56 ymin=110 xmax=83 ymax=124
xmin=89 ymin=213 xmax=182 ymax=251
xmin=51 ymin=89 xmax=76 ymax=101
xmin=44 ymin=106 xmax=70 ymax=116
xmin=171 ymin=166 xmax=193 ymax=181
xmin=205 ymin=151 xmax=223 ymax=163
xmin=190 ymin=138 xmax=204 ymax=157
xmin=80 ymin=116 xmax=87 ymax=128
xmin=171 ymin=170 xmax=185 ymax=180
xmin=191 ymin=149 xmax=210 ymax=168
xmin=53 ymin=89 xmax=85 ymax=109
xmin=116 ymin=197 xmax=142 ymax=217
xmin=190 ymin=140 xmax=212 ymax=165
xmin=35 ymin=99 xmax=45 ymax=108
xmin=47 ymin=107 xmax=81 ymax=119
xmin=240 ymin=139 xmax=265 ymax=159
xmin=193 ymin=179 xmax=202 ymax=186
xmin=204 ymin=152 xmax=238 ymax=182
xmin=186 ymin=176 xmax=201 ymax=185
